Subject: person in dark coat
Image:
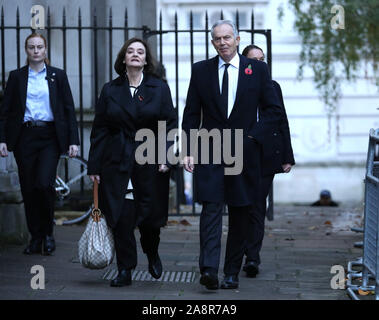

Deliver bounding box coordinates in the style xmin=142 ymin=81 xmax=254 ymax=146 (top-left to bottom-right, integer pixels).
xmin=311 ymin=190 xmax=338 ymax=207
xmin=87 ymin=38 xmax=177 ymax=287
xmin=241 ymin=45 xmax=295 ymax=278
xmin=182 ymin=20 xmax=283 ymax=290
xmin=0 ymin=33 xmax=80 ymax=256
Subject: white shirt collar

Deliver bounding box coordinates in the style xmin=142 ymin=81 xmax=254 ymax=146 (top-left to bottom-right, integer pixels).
xmin=129 ymin=72 xmax=144 ymax=88
xmin=138 ymin=72 xmax=144 ymax=86
xmin=218 ymin=53 xmax=240 ymax=69
xmin=28 ymin=63 xmax=47 ymax=74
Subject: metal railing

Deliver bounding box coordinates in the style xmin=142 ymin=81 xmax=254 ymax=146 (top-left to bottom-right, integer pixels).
xmin=347 ymin=128 xmax=379 ymax=300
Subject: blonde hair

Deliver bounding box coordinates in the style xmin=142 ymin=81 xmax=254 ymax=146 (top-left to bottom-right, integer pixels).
xmin=24 ymin=33 xmax=50 ymax=65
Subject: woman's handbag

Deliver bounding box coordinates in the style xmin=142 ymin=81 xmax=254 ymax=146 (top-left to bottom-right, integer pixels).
xmin=78 ymin=180 xmax=115 ymax=269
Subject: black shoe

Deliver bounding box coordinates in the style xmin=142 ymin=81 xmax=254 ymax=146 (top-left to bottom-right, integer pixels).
xmin=147 ymin=253 xmax=162 ymax=279
xmin=110 ymin=269 xmax=132 ymax=287
xmin=23 ymin=238 xmax=42 ymax=255
xmin=243 ymin=261 xmax=259 ymax=278
xmin=220 ymin=274 xmax=239 ymax=289
xmin=42 ymin=235 xmax=56 ymax=255
xmin=200 ymin=272 xmax=219 ymax=290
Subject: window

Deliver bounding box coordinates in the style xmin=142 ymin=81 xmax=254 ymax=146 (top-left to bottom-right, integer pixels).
xmin=255 ymin=12 xmax=264 ymax=28
xmin=235 ymin=11 xmax=248 ymax=29
xmin=209 ymin=11 xmax=224 ymax=26
xmin=188 ymin=12 xmax=202 ymax=29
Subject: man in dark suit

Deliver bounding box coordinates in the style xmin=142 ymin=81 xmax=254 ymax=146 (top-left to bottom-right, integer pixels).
xmin=241 ymin=45 xmax=295 ymax=277
xmin=0 ymin=34 xmax=80 ymax=255
xmin=182 ymin=20 xmax=283 ymax=290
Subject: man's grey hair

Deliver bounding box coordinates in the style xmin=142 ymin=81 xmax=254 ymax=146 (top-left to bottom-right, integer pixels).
xmin=211 ymin=20 xmax=239 ymax=39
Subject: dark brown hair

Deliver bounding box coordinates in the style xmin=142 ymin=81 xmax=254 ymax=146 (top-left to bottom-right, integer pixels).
xmin=242 ymin=44 xmax=263 ymax=57
xmin=114 ymin=37 xmax=158 ymax=77
xmin=24 ymin=33 xmax=50 ymax=65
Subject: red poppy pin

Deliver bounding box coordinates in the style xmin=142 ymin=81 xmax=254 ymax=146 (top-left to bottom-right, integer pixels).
xmin=245 ymin=64 xmax=253 ymax=75
xmin=138 ymin=95 xmax=144 ymax=101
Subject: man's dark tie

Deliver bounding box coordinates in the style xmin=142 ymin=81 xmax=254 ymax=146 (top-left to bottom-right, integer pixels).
xmin=220 ymin=63 xmax=230 ymax=118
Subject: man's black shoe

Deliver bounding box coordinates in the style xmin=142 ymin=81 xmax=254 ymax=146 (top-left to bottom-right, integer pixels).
xmin=243 ymin=261 xmax=259 ymax=278
xmin=42 ymin=235 xmax=56 ymax=255
xmin=23 ymin=239 xmax=42 ymax=255
xmin=220 ymin=274 xmax=239 ymax=289
xmin=200 ymin=272 xmax=219 ymax=290
xmin=147 ymin=253 xmax=162 ymax=279
xmin=110 ymin=269 xmax=132 ymax=287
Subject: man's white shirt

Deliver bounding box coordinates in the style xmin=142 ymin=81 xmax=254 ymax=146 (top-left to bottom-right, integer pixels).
xmin=218 ymin=54 xmax=239 ymax=118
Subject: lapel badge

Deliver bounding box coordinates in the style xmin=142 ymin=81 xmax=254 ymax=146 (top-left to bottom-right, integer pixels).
xmin=245 ymin=64 xmax=253 ymax=75
xmin=47 ymin=72 xmax=56 ymax=82
xmin=138 ymin=95 xmax=144 ymax=101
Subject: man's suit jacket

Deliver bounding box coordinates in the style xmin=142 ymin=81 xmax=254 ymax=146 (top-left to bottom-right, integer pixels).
xmin=87 ymin=74 xmax=177 ymax=228
xmin=0 ymin=65 xmax=80 ymax=153
xmin=261 ymin=80 xmax=295 ymax=176
xmin=182 ymin=54 xmax=283 ymax=206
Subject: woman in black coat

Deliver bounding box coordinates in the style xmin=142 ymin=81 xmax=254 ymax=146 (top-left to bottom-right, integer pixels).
xmin=0 ymin=33 xmax=80 ymax=256
xmin=88 ymin=38 xmax=177 ymax=287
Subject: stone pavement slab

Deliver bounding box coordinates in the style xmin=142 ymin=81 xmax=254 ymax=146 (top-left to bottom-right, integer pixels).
xmin=0 ymin=205 xmax=366 ymax=300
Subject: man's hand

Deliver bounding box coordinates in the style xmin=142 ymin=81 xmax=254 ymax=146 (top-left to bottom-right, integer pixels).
xmin=0 ymin=143 xmax=8 ymax=157
xmin=158 ymin=164 xmax=169 ymax=173
xmin=183 ymin=156 xmax=194 ymax=173
xmin=282 ymin=163 xmax=292 ymax=173
xmin=68 ymin=145 xmax=79 ymax=158
xmin=89 ymin=175 xmax=100 ymax=184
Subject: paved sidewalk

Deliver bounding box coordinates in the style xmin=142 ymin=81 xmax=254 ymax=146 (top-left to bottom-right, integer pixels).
xmin=0 ymin=205 xmax=364 ymax=300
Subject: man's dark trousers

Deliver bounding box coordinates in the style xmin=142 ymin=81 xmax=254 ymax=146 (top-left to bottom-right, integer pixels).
xmin=200 ymin=202 xmax=250 ymax=275
xmin=245 ymin=174 xmax=274 ymax=265
xmin=14 ymin=126 xmax=60 ymax=241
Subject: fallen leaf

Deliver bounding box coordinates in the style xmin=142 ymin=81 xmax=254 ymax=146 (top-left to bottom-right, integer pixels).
xmin=358 ymin=288 xmax=375 ymax=296
xmin=180 ymin=219 xmax=191 ymax=226
xmin=308 ymin=226 xmax=318 ymax=230
xmin=324 ymin=221 xmax=332 ymax=226
xmin=167 ymin=220 xmax=179 ymax=225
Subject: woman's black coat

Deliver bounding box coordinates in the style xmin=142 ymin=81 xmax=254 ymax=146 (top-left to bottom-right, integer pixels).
xmin=87 ymin=74 xmax=177 ymax=229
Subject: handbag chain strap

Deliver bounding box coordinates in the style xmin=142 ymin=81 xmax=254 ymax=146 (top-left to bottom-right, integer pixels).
xmin=91 ymin=179 xmax=102 ymax=222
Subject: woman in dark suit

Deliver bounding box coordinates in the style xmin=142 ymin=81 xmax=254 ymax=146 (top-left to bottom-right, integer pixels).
xmin=241 ymin=45 xmax=295 ymax=277
xmin=88 ymin=38 xmax=177 ymax=287
xmin=0 ymin=33 xmax=80 ymax=255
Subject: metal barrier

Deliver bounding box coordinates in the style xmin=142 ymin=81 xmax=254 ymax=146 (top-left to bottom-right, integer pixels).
xmin=347 ymin=128 xmax=379 ymax=300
